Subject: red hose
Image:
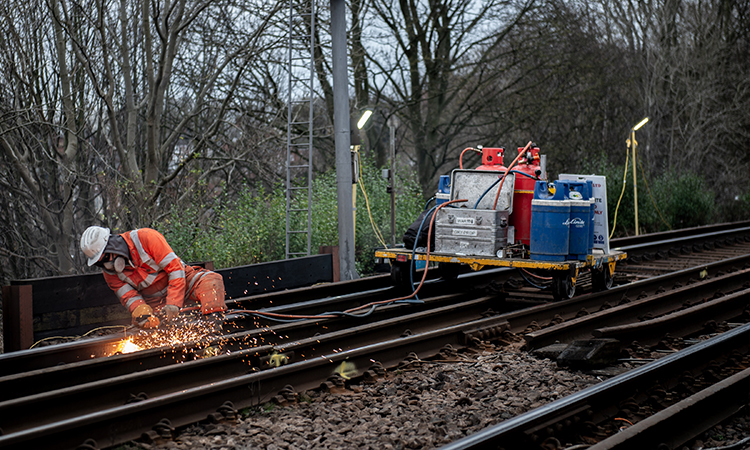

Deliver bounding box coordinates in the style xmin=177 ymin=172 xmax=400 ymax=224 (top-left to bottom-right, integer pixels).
xmin=347 ymin=198 xmax=469 ymax=312
xmin=459 ymin=148 xmax=480 ymax=169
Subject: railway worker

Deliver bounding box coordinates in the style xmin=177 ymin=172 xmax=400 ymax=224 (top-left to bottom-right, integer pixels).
xmin=80 ymin=226 xmax=227 ymax=329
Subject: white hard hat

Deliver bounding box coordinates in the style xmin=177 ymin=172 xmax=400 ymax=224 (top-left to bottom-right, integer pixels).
xmin=80 ymin=226 xmax=111 ymax=266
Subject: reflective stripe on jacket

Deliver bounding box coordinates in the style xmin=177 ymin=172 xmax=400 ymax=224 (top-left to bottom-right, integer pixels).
xmin=102 ymin=228 xmax=187 ymax=313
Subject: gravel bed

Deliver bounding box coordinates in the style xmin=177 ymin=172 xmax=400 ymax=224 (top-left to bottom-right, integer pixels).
xmin=118 ymin=341 xmax=604 ymax=450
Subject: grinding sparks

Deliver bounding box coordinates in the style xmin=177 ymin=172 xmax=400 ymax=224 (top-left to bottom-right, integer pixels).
xmin=119 ymin=337 xmax=142 ymax=354
xmin=111 ymin=316 xmax=225 ymax=356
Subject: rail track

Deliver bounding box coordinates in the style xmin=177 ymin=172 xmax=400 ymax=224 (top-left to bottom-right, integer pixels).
xmin=2 ymin=221 xmax=750 ymax=449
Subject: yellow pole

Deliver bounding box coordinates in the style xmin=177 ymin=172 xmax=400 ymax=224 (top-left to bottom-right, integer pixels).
xmin=631 ymin=129 xmax=639 ymax=236
xmin=351 ymin=145 xmax=360 ymax=241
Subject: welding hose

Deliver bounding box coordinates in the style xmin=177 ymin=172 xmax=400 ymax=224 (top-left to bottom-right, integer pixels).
xmin=407 ymin=199 xmax=468 ymax=296
xmin=409 ymin=205 xmax=439 ymax=295
xmin=342 ymin=198 xmax=464 ymax=316
xmin=458 ymin=147 xmax=481 ymax=169
xmin=518 ymin=268 xmax=551 ymax=290
xmin=424 ymin=196 xmax=436 ymax=210
xmin=492 ymin=141 xmax=533 ymax=210
xmin=473 ymin=170 xmax=540 ymax=209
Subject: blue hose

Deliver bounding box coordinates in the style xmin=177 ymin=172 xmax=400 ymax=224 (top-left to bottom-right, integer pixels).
xmin=473 ymin=170 xmax=539 ymax=209
xmin=518 ymin=268 xmax=550 ymax=290
xmin=409 ymin=205 xmax=438 ymax=299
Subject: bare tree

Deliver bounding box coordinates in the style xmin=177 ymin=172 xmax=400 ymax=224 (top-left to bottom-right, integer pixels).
xmin=351 ymin=0 xmax=537 ymax=195
xmin=595 ymin=0 xmax=750 ymax=204
xmin=0 ymin=0 xmax=285 ymax=282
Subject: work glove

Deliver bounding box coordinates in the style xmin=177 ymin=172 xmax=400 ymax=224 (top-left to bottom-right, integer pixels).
xmin=161 ymin=304 xmax=180 ymax=322
xmin=132 ymin=304 xmax=160 ymax=329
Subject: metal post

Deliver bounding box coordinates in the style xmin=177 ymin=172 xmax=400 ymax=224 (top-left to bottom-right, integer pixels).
xmin=2 ymin=285 xmax=34 ymax=351
xmin=631 ymin=129 xmax=639 ymax=236
xmin=331 ymin=0 xmax=358 ymax=280
xmin=389 ymin=118 xmax=396 ymax=247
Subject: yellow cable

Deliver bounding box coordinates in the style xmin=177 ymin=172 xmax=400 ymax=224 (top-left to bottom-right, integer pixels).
xmin=609 ymin=146 xmax=630 ymax=239
xmin=30 ymin=336 xmax=78 ymax=348
xmin=637 ymin=156 xmax=671 ymax=230
xmin=82 ymin=325 xmax=129 ymax=336
xmin=30 ymin=325 xmax=129 ymax=348
xmin=353 ymin=150 xmax=389 ymax=248
xmin=359 ymin=177 xmax=389 ymax=248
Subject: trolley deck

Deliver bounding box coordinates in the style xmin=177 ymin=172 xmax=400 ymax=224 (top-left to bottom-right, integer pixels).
xmin=375 ymin=248 xmax=627 ymax=300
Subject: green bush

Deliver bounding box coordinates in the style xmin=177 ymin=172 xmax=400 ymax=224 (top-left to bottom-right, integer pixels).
xmin=581 ymin=159 xmax=718 ymax=236
xmin=156 ymin=156 xmax=424 ymax=275
xmin=653 ymin=171 xmax=716 ymax=230
xmin=309 ymin=153 xmax=424 ymax=274
xmin=158 ymin=185 xmax=287 ymax=268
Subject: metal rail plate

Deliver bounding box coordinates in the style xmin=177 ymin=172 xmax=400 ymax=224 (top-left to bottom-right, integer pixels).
xmin=374 ymin=249 xmax=626 ymax=272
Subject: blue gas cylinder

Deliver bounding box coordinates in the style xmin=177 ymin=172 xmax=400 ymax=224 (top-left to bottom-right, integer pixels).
xmin=565 ymin=180 xmax=594 ymax=260
xmin=436 ymin=175 xmax=451 ymax=205
xmin=568 ymin=197 xmax=591 ymax=260
xmin=530 ymin=181 xmax=570 ymax=261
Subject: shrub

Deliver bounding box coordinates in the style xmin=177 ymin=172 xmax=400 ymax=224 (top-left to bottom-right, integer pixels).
xmin=580 ymin=159 xmax=718 ymax=236
xmin=156 ymin=156 xmax=424 ymax=275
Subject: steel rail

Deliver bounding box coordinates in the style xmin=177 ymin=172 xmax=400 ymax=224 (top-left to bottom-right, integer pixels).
xmin=439 ymin=322 xmax=750 ymax=450
xmin=0 ymin=296 xmax=506 ymax=435
xmin=609 ymin=220 xmax=750 ymax=248
xmin=0 ymin=273 xmax=410 ymax=377
xmin=523 ymin=258 xmax=750 ymax=348
xmin=614 ymin=226 xmax=750 ymax=257
xmin=4 ymin=227 xmax=750 ymax=402
xmin=0 ymin=291 xmax=485 ymax=401
xmin=589 ymin=366 xmax=750 ymax=449
xmin=0 ymin=273 xmax=472 ymax=377
xmin=0 ymin=315 xmax=510 ymax=450
xmin=593 ymin=285 xmax=750 ymax=343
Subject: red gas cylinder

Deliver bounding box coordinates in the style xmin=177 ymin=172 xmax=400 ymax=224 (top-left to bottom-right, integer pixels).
xmin=507 ymin=146 xmax=542 ymax=246
xmin=476 ymin=147 xmax=507 ymax=171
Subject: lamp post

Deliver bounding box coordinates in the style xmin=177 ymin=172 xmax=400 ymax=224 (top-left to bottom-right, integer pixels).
xmin=332 ymin=0 xmax=357 ymax=280
xmin=629 ymin=117 xmax=649 ymax=236
xmin=352 ymin=110 xmax=372 ymax=237
xmin=387 ymin=115 xmax=397 ymax=247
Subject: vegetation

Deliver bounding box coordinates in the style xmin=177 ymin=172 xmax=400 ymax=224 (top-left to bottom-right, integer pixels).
xmin=1 ymin=0 xmax=749 ymax=284
xmin=582 ymin=161 xmax=722 ymax=237
xmin=156 ymin=156 xmax=424 ymax=274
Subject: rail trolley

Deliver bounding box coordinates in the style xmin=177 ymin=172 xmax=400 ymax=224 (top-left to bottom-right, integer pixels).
xmin=375 ymin=144 xmax=627 ymax=301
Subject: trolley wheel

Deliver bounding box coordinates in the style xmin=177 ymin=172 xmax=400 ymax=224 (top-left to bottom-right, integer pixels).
xmin=390 ymin=261 xmax=415 ymax=286
xmin=438 ymin=262 xmax=461 ymax=280
xmin=551 ymin=274 xmax=575 ymax=301
xmin=592 ymin=265 xmax=614 ymax=292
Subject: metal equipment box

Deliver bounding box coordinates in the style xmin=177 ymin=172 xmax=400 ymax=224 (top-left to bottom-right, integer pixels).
xmin=449 ymin=169 xmax=515 ymax=212
xmin=435 ymin=208 xmax=510 ymax=257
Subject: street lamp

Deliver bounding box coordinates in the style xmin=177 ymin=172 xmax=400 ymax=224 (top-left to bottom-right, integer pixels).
xmin=629 ymin=117 xmax=649 ymax=236
xmin=357 ymin=110 xmax=373 ymax=130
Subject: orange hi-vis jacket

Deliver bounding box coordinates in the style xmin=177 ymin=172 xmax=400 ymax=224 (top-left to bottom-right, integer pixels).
xmin=102 ymin=228 xmax=224 ymax=314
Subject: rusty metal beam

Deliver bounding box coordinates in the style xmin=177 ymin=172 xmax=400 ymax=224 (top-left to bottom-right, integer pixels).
xmin=2 ymin=285 xmax=33 ymax=351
